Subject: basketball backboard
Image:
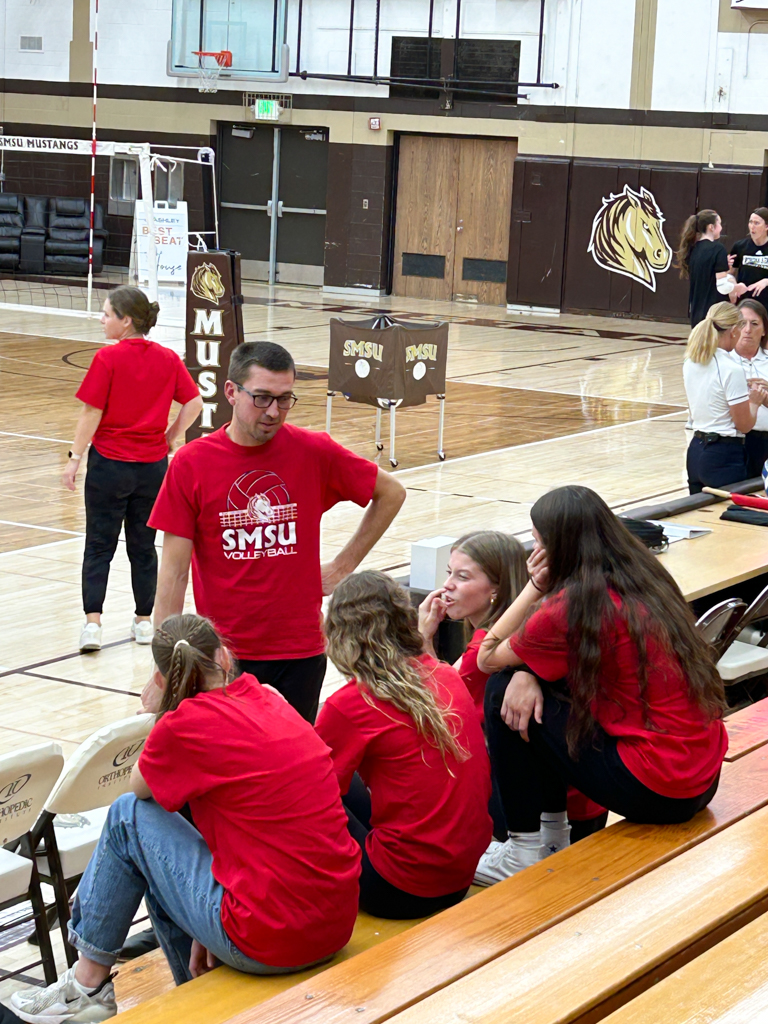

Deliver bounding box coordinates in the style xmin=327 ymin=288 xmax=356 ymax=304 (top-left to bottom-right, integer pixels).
xmin=168 ymin=0 xmax=290 ymax=83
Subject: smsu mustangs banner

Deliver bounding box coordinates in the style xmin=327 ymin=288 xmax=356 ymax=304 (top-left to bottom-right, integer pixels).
xmin=185 ymin=250 xmax=245 ymax=441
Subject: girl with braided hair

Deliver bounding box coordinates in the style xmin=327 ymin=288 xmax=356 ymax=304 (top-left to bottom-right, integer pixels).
xmin=11 ymin=614 xmax=359 ymax=1024
xmin=316 ymin=571 xmax=493 ymax=919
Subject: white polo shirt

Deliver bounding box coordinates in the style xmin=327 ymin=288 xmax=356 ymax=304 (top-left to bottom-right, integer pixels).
xmin=731 ymin=347 xmax=768 ymax=431
xmin=683 ymin=349 xmax=749 ymax=437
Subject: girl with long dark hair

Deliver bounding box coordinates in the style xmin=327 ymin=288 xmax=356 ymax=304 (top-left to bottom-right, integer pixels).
xmin=472 ymin=486 xmax=728 ymax=885
xmin=318 ymin=571 xmax=493 ymax=918
xmin=729 ymin=207 xmax=768 ymax=311
xmin=675 ymin=209 xmax=734 ymax=327
xmin=11 ymin=614 xmax=360 ymax=1021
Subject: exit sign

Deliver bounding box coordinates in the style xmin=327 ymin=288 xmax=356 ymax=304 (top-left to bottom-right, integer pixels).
xmin=254 ymin=98 xmax=281 ymax=120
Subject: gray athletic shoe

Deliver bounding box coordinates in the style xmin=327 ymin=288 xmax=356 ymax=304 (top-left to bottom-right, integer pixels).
xmin=9 ymin=965 xmax=116 ymax=1023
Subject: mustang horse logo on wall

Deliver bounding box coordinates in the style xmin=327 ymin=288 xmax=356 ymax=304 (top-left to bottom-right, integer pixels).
xmin=587 ymin=185 xmax=672 ymax=292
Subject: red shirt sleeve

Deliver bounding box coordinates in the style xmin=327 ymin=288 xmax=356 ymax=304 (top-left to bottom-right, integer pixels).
xmin=147 ymin=448 xmax=198 ymax=539
xmin=75 ymin=349 xmax=113 ymax=410
xmin=509 ymin=596 xmax=570 ymax=682
xmin=319 ymin=435 xmax=379 ymax=512
xmin=173 ymin=356 xmax=201 ymax=405
xmin=138 ymin=713 xmax=211 ymax=811
xmin=315 ymin=695 xmax=369 ymax=796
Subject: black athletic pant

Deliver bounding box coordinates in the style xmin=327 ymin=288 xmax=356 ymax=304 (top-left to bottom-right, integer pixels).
xmin=237 ymin=654 xmax=326 ymax=723
xmin=342 ymin=775 xmax=469 ymax=919
xmin=744 ymin=429 xmax=768 ymax=479
xmin=82 ymin=447 xmax=167 ymax=616
xmin=484 ymin=671 xmax=720 ymax=833
xmin=686 ymin=436 xmax=747 ymax=495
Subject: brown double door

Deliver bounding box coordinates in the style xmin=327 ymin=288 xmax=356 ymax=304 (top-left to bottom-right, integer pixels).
xmin=392 ymin=135 xmax=517 ymax=305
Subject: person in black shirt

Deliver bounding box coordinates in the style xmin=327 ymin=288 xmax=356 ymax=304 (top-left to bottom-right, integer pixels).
xmin=730 ymin=207 xmax=768 ymax=312
xmin=674 ymin=209 xmax=735 ymax=327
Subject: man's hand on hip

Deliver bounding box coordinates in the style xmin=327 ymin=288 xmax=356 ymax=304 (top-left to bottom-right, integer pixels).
xmin=321 ymin=558 xmax=353 ymax=596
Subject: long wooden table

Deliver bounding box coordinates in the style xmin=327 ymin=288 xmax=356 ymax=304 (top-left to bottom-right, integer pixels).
xmin=653 ymin=503 xmax=768 ymax=602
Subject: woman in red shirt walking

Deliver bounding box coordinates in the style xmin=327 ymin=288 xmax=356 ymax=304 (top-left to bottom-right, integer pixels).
xmin=63 ymin=287 xmax=202 ymax=653
xmin=316 ymin=571 xmax=493 ymax=919
xmin=474 ymin=485 xmax=727 ymax=883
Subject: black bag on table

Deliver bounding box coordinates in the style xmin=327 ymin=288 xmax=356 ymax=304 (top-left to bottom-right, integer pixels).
xmin=619 ymin=518 xmax=669 ymax=552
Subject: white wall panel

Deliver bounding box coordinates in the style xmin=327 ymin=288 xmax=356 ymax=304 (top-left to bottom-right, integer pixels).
xmin=3 ymin=0 xmax=73 ymax=81
xmin=652 ymin=0 xmax=715 ymax=111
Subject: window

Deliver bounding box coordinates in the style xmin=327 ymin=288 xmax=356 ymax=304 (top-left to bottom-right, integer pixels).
xmin=109 ymin=156 xmax=138 ymax=216
xmin=390 ymin=37 xmax=520 ymax=103
xmin=154 ymin=161 xmax=184 ymax=207
xmin=169 ymin=0 xmax=288 ymax=80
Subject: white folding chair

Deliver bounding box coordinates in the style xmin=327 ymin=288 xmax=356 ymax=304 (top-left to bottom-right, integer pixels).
xmin=31 ymin=713 xmax=154 ymax=965
xmin=716 ymin=584 xmax=768 ymax=685
xmin=0 ymin=741 xmax=64 ymax=984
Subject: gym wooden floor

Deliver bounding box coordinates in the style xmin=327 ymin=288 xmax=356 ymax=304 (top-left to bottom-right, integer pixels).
xmin=0 ymin=282 xmax=691 ymax=987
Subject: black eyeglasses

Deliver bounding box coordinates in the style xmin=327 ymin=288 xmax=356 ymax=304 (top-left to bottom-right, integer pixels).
xmin=234 ymin=383 xmax=298 ymax=410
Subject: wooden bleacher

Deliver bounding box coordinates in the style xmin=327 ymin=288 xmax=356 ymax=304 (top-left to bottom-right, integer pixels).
xmin=724 ymin=695 xmax=768 ymax=761
xmin=114 ymin=742 xmax=768 ymax=1023
xmin=374 ymin=805 xmax=768 ymax=1024
xmin=599 ymin=910 xmax=768 ymax=1023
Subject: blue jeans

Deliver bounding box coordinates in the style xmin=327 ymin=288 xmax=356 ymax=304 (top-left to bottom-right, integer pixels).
xmin=68 ymin=794 xmax=314 ymax=985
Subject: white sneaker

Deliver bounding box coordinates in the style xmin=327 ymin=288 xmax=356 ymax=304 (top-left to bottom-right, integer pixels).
xmin=130 ymin=618 xmax=154 ymax=645
xmin=79 ymin=622 xmax=102 ymax=653
xmin=10 ymin=964 xmax=116 ymax=1023
xmin=473 ymin=835 xmax=545 ymax=887
xmin=541 ymin=822 xmax=572 ymax=858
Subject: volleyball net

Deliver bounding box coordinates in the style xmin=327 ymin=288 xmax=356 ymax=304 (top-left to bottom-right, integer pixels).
xmin=0 ymin=135 xmax=217 ymax=342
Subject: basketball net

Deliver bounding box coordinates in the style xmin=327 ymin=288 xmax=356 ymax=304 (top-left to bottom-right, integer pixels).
xmin=192 ymin=50 xmax=233 ymax=93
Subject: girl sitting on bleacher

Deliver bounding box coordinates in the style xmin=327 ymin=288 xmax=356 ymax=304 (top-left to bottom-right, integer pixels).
xmin=473 ymin=485 xmax=728 ymax=885
xmin=316 ymin=571 xmax=493 ymax=919
xmin=10 ymin=614 xmax=360 ymax=1024
xmin=417 ymin=530 xmax=608 ymax=848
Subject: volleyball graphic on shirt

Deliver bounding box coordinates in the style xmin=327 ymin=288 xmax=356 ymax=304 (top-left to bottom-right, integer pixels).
xmin=219 ymin=471 xmax=297 ymax=528
xmin=762 ymin=459 xmax=768 ymax=498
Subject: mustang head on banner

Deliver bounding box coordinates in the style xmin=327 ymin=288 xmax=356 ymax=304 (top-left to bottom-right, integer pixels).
xmin=587 ymin=184 xmax=672 ymax=292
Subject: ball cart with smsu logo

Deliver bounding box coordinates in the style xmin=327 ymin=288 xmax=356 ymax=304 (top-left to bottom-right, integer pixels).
xmin=327 ymin=315 xmax=449 ymax=467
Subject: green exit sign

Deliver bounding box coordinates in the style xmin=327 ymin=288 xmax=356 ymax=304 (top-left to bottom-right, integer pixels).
xmin=254 ymin=99 xmax=281 ymax=120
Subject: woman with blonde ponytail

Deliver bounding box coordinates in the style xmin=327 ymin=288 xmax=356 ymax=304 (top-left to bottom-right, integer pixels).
xmin=683 ymin=301 xmax=766 ymax=493
xmin=318 ymin=571 xmax=493 ymax=918
xmin=675 ymin=210 xmax=733 ymax=326
xmin=15 ymin=612 xmax=360 ymax=1018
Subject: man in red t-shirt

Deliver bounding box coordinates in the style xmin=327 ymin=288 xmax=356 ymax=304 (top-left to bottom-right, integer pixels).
xmin=148 ymin=341 xmax=406 ymax=722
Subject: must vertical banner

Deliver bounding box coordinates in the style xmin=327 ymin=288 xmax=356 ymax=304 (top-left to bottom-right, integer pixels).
xmin=185 ymin=250 xmax=244 ymax=441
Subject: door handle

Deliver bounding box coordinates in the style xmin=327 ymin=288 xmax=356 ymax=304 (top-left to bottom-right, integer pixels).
xmin=267 ymin=199 xmax=273 ymax=218
xmin=277 ymin=200 xmax=284 ymax=218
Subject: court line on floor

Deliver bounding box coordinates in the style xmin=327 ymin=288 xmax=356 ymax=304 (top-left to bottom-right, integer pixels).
xmin=0 ymin=638 xmax=132 ymax=679
xmin=0 ymin=430 xmax=71 ymax=444
xmin=0 ymin=535 xmax=82 ymax=559
xmin=0 ymin=520 xmax=84 ymax=537
xmin=393 ymin=410 xmax=688 ymax=475
xmin=20 ymin=670 xmax=140 ymax=698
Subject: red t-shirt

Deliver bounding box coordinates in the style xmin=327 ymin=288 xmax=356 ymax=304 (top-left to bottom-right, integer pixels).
xmin=138 ymin=673 xmax=360 ymax=967
xmin=315 ymin=655 xmax=493 ymax=897
xmin=459 ymin=628 xmax=489 ymax=724
xmin=509 ymin=591 xmax=728 ymax=799
xmin=148 ymin=423 xmax=378 ymax=660
xmin=459 ymin=628 xmax=604 ymax=821
xmin=76 ymin=338 xmax=199 ymax=462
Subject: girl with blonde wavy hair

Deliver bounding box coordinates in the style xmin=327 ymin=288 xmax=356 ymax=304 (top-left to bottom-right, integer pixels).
xmin=318 ymin=571 xmax=493 ymax=918
xmin=683 ymin=301 xmax=767 ymax=493
xmin=12 ymin=612 xmax=361 ymax=1022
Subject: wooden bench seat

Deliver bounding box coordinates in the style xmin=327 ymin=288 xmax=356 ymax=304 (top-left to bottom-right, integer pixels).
xmin=114 ymin=746 xmax=768 ymax=1024
xmin=600 ymin=910 xmax=768 ymax=1023
xmin=724 ymin=696 xmax=768 ymax=761
xmin=114 ymin=905 xmax=430 ymax=1021
xmin=382 ymin=805 xmax=768 ymax=1024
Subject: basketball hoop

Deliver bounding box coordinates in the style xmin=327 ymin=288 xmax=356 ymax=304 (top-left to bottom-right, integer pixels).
xmin=192 ymin=50 xmax=233 ymax=94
